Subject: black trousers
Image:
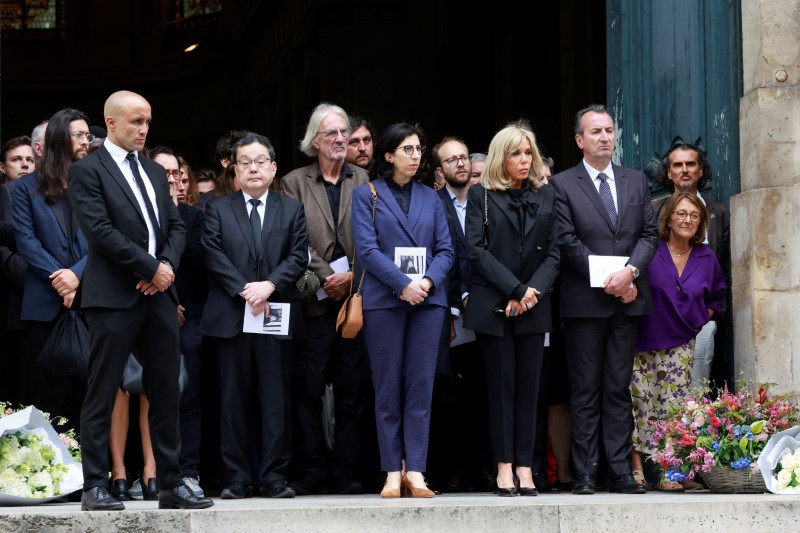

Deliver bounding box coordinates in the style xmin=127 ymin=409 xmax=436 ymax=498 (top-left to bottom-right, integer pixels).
xmin=81 ymin=293 xmax=182 ymax=490
xmin=291 ymin=302 xmax=367 ymax=480
xmin=178 ymin=316 xmax=203 ymax=478
xmin=564 ymin=307 xmax=639 ymax=477
xmin=215 ymin=332 xmax=290 ymax=485
xmin=477 ymin=329 xmax=544 ymax=466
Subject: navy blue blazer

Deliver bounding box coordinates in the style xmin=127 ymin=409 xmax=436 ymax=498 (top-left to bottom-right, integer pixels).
xmin=436 ymin=187 xmax=472 ymax=312
xmin=351 ymin=179 xmax=453 ymax=311
xmin=12 ymin=172 xmax=88 ymax=322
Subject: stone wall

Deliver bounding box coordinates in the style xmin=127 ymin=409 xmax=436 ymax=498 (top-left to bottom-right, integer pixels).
xmin=733 ymin=0 xmax=800 ymax=392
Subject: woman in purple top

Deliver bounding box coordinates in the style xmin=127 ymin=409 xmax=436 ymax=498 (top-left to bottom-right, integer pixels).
xmin=629 ymin=192 xmax=725 ymax=491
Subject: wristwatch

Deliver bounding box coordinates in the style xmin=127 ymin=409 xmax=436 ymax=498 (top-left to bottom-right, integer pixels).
xmin=627 ymin=264 xmax=640 ymax=279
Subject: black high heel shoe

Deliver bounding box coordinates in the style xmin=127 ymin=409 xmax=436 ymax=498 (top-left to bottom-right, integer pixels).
xmin=109 ymin=478 xmax=132 ymax=501
xmin=142 ymin=477 xmax=159 ymax=501
xmin=514 ymin=473 xmax=538 ymax=496
xmin=495 ymin=476 xmax=517 ymax=497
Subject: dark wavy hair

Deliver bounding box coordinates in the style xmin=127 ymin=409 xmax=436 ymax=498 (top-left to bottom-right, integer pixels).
xmin=39 ymin=108 xmax=90 ymax=203
xmin=658 ymin=191 xmax=708 ymax=246
xmin=369 ymin=122 xmax=428 ymax=182
xmin=655 ymin=143 xmax=712 ymax=192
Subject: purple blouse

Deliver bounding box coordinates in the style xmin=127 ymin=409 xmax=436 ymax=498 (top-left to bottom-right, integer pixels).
xmin=635 ymin=239 xmax=726 ymax=352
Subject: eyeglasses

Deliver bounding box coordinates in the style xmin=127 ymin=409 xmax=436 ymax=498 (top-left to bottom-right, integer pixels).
xmin=236 ymin=157 xmax=272 ymax=168
xmin=164 ymin=169 xmax=182 ymax=179
xmin=70 ymin=131 xmax=95 ymax=142
xmin=673 ymin=210 xmax=701 ymax=222
xmin=442 ymin=155 xmax=469 ymax=167
xmin=319 ymin=128 xmax=349 ymax=139
xmin=397 ymin=145 xmax=426 ymax=156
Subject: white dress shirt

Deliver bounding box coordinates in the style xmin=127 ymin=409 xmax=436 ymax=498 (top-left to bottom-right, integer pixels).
xmin=104 ymin=138 xmax=160 ymax=257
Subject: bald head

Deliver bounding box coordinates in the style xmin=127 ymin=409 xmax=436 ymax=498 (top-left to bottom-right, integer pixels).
xmin=104 ymin=90 xmax=152 ymax=153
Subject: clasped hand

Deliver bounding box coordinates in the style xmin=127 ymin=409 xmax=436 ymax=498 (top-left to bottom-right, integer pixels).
xmin=50 ymin=268 xmax=79 ymax=308
xmin=400 ymin=278 xmax=433 ymax=305
xmin=241 ymin=280 xmax=275 ymax=316
xmin=505 ymin=287 xmax=540 ymax=317
xmin=323 ymin=272 xmax=352 ymax=301
xmin=602 ymin=267 xmax=635 ymax=298
xmin=136 ymin=262 xmax=175 ymax=295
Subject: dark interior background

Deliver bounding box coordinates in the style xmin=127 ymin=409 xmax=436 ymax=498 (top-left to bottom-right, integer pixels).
xmin=2 ymin=0 xmax=606 ymax=175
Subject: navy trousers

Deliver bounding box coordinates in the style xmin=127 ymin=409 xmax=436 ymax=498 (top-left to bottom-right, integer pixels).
xmin=363 ymin=305 xmax=445 ymax=472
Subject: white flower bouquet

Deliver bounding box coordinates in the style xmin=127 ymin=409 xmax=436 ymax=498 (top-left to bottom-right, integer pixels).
xmin=0 ymin=405 xmax=83 ymax=505
xmin=757 ymin=425 xmax=800 ymax=494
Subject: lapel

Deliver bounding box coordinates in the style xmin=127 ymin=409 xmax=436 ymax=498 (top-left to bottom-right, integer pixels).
xmin=338 ymin=173 xmax=355 ymax=233
xmin=438 ymin=187 xmax=467 ymax=247
xmin=680 ymin=245 xmax=709 ymax=284
xmin=260 ymin=191 xmax=281 ymax=254
xmin=50 ymin=198 xmax=69 ymax=239
xmin=613 ymin=164 xmax=628 ymax=230
xmin=488 ymin=188 xmax=520 ymax=235
xmin=406 ymin=181 xmax=423 ymax=232
xmin=306 ymin=167 xmax=336 ymax=233
xmin=374 ymin=180 xmax=419 ymax=245
xmin=575 ymin=165 xmax=617 ymax=232
xmin=97 ymin=146 xmax=146 ymax=226
xmin=230 ymin=192 xmax=257 ymax=261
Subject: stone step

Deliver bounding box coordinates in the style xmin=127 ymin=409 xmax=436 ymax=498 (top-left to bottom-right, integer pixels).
xmin=1 ymin=493 xmax=798 ymax=532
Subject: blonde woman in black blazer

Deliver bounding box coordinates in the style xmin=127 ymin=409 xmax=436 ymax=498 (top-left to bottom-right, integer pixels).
xmin=464 ymin=125 xmax=560 ymax=496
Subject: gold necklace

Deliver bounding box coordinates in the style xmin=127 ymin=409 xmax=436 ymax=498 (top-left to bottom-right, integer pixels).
xmin=668 ymin=243 xmax=690 ymax=257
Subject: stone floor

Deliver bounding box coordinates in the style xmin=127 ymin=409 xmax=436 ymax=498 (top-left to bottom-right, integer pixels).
xmin=2 ymin=492 xmax=799 ymax=532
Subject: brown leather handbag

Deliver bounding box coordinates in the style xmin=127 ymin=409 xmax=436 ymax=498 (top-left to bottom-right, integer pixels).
xmin=336 ymin=183 xmax=377 ymax=338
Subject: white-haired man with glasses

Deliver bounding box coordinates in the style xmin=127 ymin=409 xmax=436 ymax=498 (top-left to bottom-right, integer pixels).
xmin=280 ymin=103 xmax=370 ymax=495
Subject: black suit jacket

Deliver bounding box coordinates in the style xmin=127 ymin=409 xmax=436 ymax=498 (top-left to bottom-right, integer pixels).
xmin=463 ymin=184 xmax=560 ymax=337
xmin=550 ymin=162 xmax=658 ymax=318
xmin=436 ymin=187 xmax=472 ymax=312
xmin=68 ymin=145 xmax=186 ymax=310
xmin=175 ymin=201 xmax=205 ymax=318
xmin=0 ymin=181 xmax=25 ymax=332
xmin=200 ymin=190 xmax=308 ymax=339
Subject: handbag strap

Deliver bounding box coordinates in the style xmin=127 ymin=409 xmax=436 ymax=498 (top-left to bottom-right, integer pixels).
xmin=481 ymin=186 xmax=489 ymax=246
xmin=349 ymin=183 xmax=378 ymax=297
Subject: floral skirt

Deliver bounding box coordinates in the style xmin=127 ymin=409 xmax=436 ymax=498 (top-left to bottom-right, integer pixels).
xmin=630 ymin=339 xmax=695 ymax=455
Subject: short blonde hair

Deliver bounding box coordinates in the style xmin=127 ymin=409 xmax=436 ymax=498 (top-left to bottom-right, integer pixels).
xmin=482 ymin=126 xmax=545 ymax=191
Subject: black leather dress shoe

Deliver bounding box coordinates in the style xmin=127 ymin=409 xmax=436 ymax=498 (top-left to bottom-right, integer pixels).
xmin=533 ymin=472 xmax=560 ymax=494
xmin=81 ymin=486 xmax=124 ymax=511
xmin=260 ymin=479 xmax=296 ymax=498
xmin=609 ymin=473 xmax=647 ymax=494
xmin=109 ymin=478 xmax=132 ymax=501
xmin=158 ymin=484 xmax=214 ymax=509
xmin=330 ymin=477 xmax=365 ymax=495
xmin=290 ymin=477 xmax=324 ymax=496
xmin=572 ymin=473 xmax=596 ymax=495
xmin=142 ymin=477 xmax=159 ymax=501
xmin=220 ymin=481 xmax=252 ymax=499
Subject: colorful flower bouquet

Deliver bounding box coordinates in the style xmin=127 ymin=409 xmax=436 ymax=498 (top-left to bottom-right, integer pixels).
xmin=0 ymin=403 xmax=83 ymax=505
xmin=756 ymin=426 xmax=800 ymax=494
xmin=650 ymin=383 xmax=800 ymax=488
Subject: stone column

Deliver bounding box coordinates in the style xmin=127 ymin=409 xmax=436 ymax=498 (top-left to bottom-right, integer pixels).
xmin=733 ymin=0 xmax=800 ymax=392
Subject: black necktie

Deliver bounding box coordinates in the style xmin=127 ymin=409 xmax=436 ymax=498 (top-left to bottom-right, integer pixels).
xmin=126 ymin=152 xmax=163 ymax=250
xmin=597 ymin=173 xmax=618 ymax=228
xmin=249 ymin=198 xmax=262 ymax=261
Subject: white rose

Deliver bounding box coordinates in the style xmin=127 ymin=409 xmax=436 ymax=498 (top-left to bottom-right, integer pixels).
xmin=781 ymin=454 xmax=797 ymax=471
xmin=777 ymin=469 xmax=793 ymax=487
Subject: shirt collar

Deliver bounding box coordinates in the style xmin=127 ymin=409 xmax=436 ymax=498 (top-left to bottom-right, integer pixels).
xmin=445 ymin=185 xmax=466 ymax=206
xmin=242 ymin=189 xmax=268 ymax=205
xmin=104 ymin=138 xmax=133 ymax=165
xmin=315 ymin=161 xmax=353 ymax=182
xmin=582 ymin=159 xmax=614 ymax=182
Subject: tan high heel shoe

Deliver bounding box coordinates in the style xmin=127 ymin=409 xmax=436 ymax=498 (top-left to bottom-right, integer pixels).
xmin=380 ymin=478 xmax=403 ymax=498
xmin=401 ymin=474 xmax=434 ymax=498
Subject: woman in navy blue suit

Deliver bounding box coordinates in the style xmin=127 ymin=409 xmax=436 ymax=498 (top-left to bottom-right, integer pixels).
xmin=12 ymin=108 xmax=90 ymax=429
xmin=352 ymin=123 xmax=453 ymax=498
xmin=463 ymin=125 xmax=560 ymax=496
